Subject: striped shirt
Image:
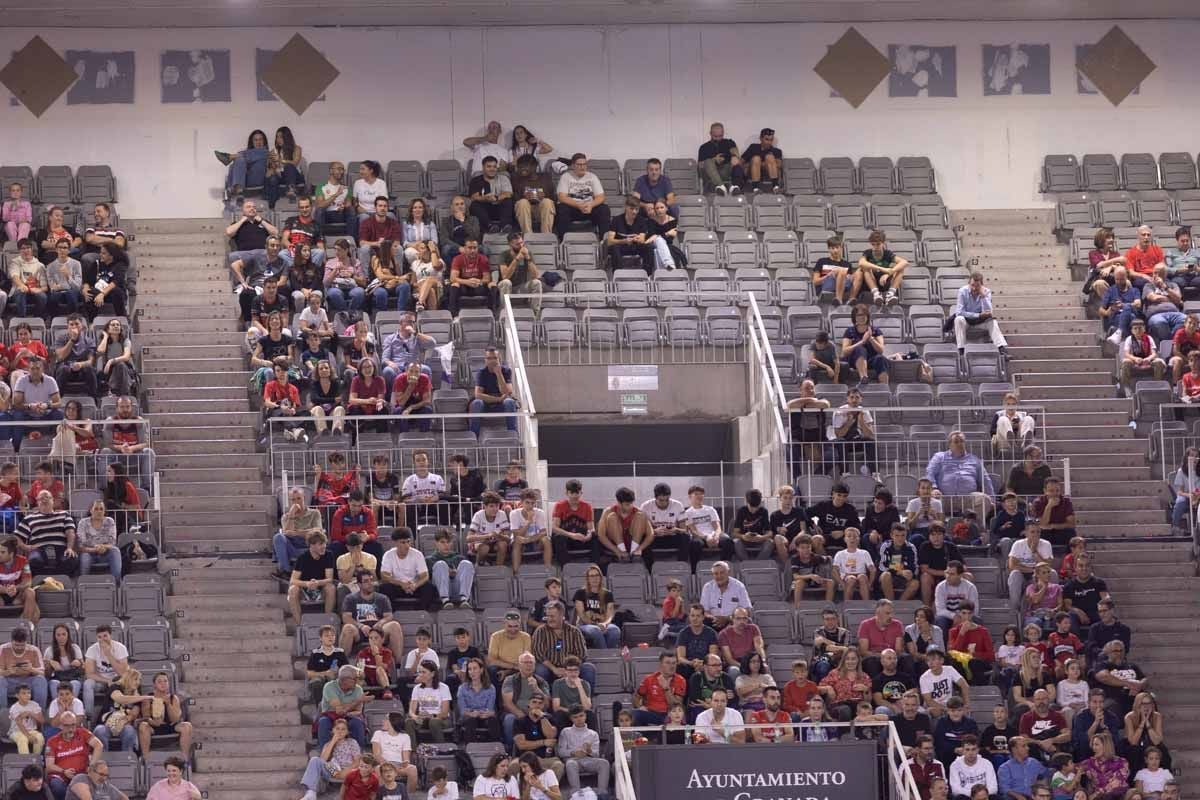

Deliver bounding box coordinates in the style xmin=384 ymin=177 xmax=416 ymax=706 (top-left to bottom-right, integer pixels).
xmin=16 ymin=511 xmax=75 ymax=549
xmin=531 ymin=621 xmax=588 ymax=667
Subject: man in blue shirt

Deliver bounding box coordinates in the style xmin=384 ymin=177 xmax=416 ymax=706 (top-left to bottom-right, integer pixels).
xmin=1100 ymin=266 xmax=1142 ymax=343
xmin=1166 ymin=226 xmax=1200 ymax=297
xmin=997 ymin=736 xmax=1046 ymax=800
xmin=925 ymin=432 xmax=995 ymax=526
xmin=631 ymin=158 xmax=678 ymax=218
xmin=469 ymin=346 xmax=517 ymax=437
xmin=951 ymin=272 xmax=1008 ymax=356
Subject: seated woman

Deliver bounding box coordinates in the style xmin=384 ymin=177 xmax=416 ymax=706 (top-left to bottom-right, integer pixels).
xmin=77 ymin=498 xmax=121 ymax=580
xmin=990 ymin=391 xmax=1035 ymax=453
xmin=297 ymin=719 xmax=367 ymax=800
xmin=840 ymin=303 xmax=889 ymax=385
xmin=405 ymin=660 xmax=451 ymax=743
xmin=370 ymin=240 xmax=413 ymax=313
xmin=734 ymin=652 xmax=775 ymax=713
xmin=104 ymin=462 xmax=142 ymax=534
xmin=249 ymin=312 xmax=296 ymax=395
xmin=93 ymin=668 xmax=147 ymax=752
xmin=216 ymin=129 xmax=270 ymax=200
xmin=6 ymin=322 xmax=46 ymax=390
xmin=436 ymin=195 xmax=481 ymax=262
xmin=1022 ymin=562 xmax=1062 ymax=633
xmin=289 ymin=243 xmax=326 ymax=313
xmin=50 ymin=398 xmax=99 ymax=462
xmin=39 ymin=206 xmax=80 ymax=264
xmin=305 ymin=359 xmax=345 ymax=436
xmin=510 ymin=124 xmax=555 ymax=166
xmin=322 ymin=238 xmax=368 ymax=314
xmin=1079 ymin=731 xmax=1130 ymax=800
xmin=264 ymin=126 xmax=304 ymax=209
xmin=296 ymin=290 xmax=334 ymax=344
xmin=84 ymin=242 xmax=129 ymax=321
xmin=351 ymin=161 xmax=388 ymax=241
xmin=648 ymin=199 xmax=686 ymax=271
xmin=1010 ymin=647 xmax=1053 ymax=717
xmin=409 ymin=240 xmax=445 ymax=313
xmin=1086 ymin=226 xmax=1126 ymax=301
xmin=314 ymin=161 xmax=353 ymax=232
xmin=401 ymin=199 xmax=438 ymax=265
xmin=97 ymin=318 xmax=135 ymax=397
xmin=347 ymin=358 xmax=387 ymax=434
xmin=1123 ymin=691 xmax=1170 ymax=777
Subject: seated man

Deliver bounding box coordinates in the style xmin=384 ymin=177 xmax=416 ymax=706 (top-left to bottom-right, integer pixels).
xmin=468 ymin=347 xmax=518 ymax=438
xmin=632 ymin=651 xmax=687 ymax=725
xmin=497 ymin=232 xmax=543 ymax=314
xmin=379 ymin=527 xmax=438 ymax=611
xmin=329 ymin=489 xmax=384 ymax=562
xmin=45 ymin=238 xmax=82 ymax=317
xmin=52 ymin=314 xmax=97 ymax=398
xmin=447 ymin=238 xmax=495 ymax=317
xmin=924 ymin=432 xmax=995 ymax=526
xmin=857 ymin=230 xmax=909 ymax=308
xmin=606 ymin=197 xmax=652 ymax=272
xmin=401 ymin=451 xmax=446 ymax=530
xmin=1118 ymin=318 xmax=1166 ymax=397
xmin=596 ymin=487 xmax=651 ymax=564
xmin=390 ymin=362 xmax=434 ymax=433
xmin=232 ymin=235 xmax=290 ymax=325
xmin=508 ymin=488 xmax=552 ymax=573
xmin=273 ymin=487 xmax=325 ymax=577
xmin=641 ymin=482 xmax=690 ymax=566
xmin=631 ymin=158 xmax=679 ymax=216
xmin=426 ymin=528 xmax=474 ymax=609
xmin=731 ymin=489 xmax=773 ymax=562
xmin=554 ymin=153 xmax=611 ymax=237
xmin=15 ymin=490 xmax=77 ymax=576
xmin=8 ymin=239 xmax=46 ymax=318
xmin=44 ymin=713 xmax=103 ymax=800
xmin=380 ymin=312 xmax=435 ymax=389
xmin=103 ymin=395 xmax=153 ymax=480
xmin=77 ymin=203 xmax=125 ymax=279
xmin=551 ymin=480 xmax=599 ymax=565
xmin=463 ymin=120 xmax=511 ymax=173
xmin=137 ymin=670 xmax=193 ymax=757
xmin=698 ymin=561 xmax=752 ymax=631
xmin=1142 ymin=263 xmax=1187 ymax=343
xmin=0 ymin=627 xmax=47 ymax=708
xmin=338 ymin=571 xmax=405 ymax=667
xmin=511 ymin=155 xmax=556 ymax=235
xmin=1168 ymin=313 xmax=1200 ymax=383
xmin=224 ymin=198 xmax=277 ymax=276
xmin=812 ymin=235 xmax=853 ymax=306
xmin=1124 ymin=224 xmax=1165 ymax=287
xmin=247 ymin=276 xmax=292 ymax=345
xmin=0 ymin=536 xmax=37 ymax=622
xmin=684 ymin=485 xmax=735 ymax=567
xmin=468 ymin=156 xmax=515 ymax=233
xmin=280 ymin=196 xmax=326 ymax=267
xmin=697 ymin=122 xmax=745 ymax=195
xmin=1028 ymin=477 xmax=1076 ymax=550
xmin=1166 ymin=225 xmax=1200 ymax=298
xmin=1100 ymin=266 xmax=1142 ymax=344
xmin=951 ymin=271 xmax=1008 ymax=356
xmin=286 ymin=533 xmax=336 ymax=625
xmin=740 ymin=128 xmax=783 ymax=194
xmin=356 ymin=196 xmax=403 ymax=269
xmin=828 ymin=386 xmax=877 ymax=479
xmin=501 ymin=652 xmax=551 ymax=747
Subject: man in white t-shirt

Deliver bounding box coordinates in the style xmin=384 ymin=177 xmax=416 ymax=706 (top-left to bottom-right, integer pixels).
xmin=379 ymin=528 xmax=437 ymax=611
xmin=830 ymin=387 xmax=878 ymax=479
xmin=401 ymin=451 xmax=446 ymax=529
xmin=370 ymin=711 xmax=418 ymax=795
xmin=698 ymin=561 xmax=752 ymax=630
xmin=918 ymin=648 xmax=969 ymax=718
xmin=45 ymin=683 xmax=85 ymax=739
xmin=694 ymin=688 xmax=746 ymax=743
xmin=468 ymin=492 xmax=511 ymax=566
xmin=640 ymin=482 xmax=690 ymax=567
xmin=508 ymin=489 xmax=550 ymax=572
xmin=832 ymin=527 xmax=875 ymax=601
xmin=684 ymin=485 xmax=734 ymax=568
xmin=1005 ymin=522 xmax=1053 ymax=609
xmin=554 ymin=153 xmax=611 ymax=237
xmin=82 ymin=624 xmax=129 ymax=718
xmin=463 ymin=120 xmax=512 ymax=174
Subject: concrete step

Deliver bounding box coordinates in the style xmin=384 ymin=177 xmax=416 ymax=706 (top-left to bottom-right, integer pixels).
xmin=147 ymin=385 xmax=252 ymax=401
xmin=184 ymin=677 xmax=298 ymax=696
xmin=133 ymin=231 xmax=225 ymax=246
xmin=162 ymin=510 xmax=272 ymax=528
xmin=192 ymin=738 xmax=307 ymax=756
xmin=1042 ymin=412 xmax=1132 ymax=429
xmin=192 ymin=789 xmax=299 ymax=800
xmin=168 ymin=594 xmax=285 ymax=614
xmin=165 ymin=538 xmax=273 ymax=556
xmin=167 ymin=524 xmax=274 ymax=541
xmin=128 ymin=218 xmax=226 ymax=235
xmin=161 ymin=467 xmax=263 ymax=484
xmin=1076 ymin=523 xmax=1173 ymax=537
xmin=191 ymin=770 xmax=300 ymax=792
xmin=1029 ymin=397 xmax=1130 ymax=413
xmin=1056 ymin=455 xmax=1147 ymax=470
xmin=1014 ymin=371 xmax=1112 ymax=387
xmin=184 ymin=694 xmax=293 ymax=713
xmin=194 ymin=754 xmax=310 ymax=774
xmin=172 ymin=607 xmax=285 ymax=627
xmin=173 ymin=575 xmax=278 ymax=593
xmin=138 ymin=283 xmax=230 ymax=297
xmin=1006 ymin=346 xmax=1102 ymax=361
xmin=149 ymin=410 xmax=260 ymax=427
xmin=1071 ymin=480 xmax=1166 ymax=499
xmin=1071 ymin=495 xmax=1164 ymax=511
xmin=1079 ymin=561 xmax=1193 ymax=579
xmin=998 ymin=307 xmax=1089 ymax=321
xmin=135 ymin=258 xmax=225 ymax=272
xmin=184 ymin=664 xmax=296 ymax=682
xmin=136 ymin=295 xmax=237 ymax=310
xmin=142 ymin=356 xmax=247 ymax=373
xmin=137 ymin=318 xmax=242 ymax=334
xmin=154 ymin=438 xmax=259 ymax=454
xmin=186 ymin=706 xmax=301 ymax=727
xmin=149 ymin=398 xmax=252 ymax=415
xmin=1011 ymin=358 xmax=1113 ymax=374
xmin=157 ymin=453 xmax=267 ymax=470
xmin=1042 ymin=424 xmax=1131 ymax=441
xmin=176 ymin=635 xmax=294 ymax=655
xmin=1046 ymin=438 xmax=1146 ymax=455
xmin=1006 ymin=333 xmax=1098 ymax=349
xmin=143 ymin=371 xmax=253 ymax=390
xmin=142 ymin=331 xmax=247 ymax=348
xmin=160 ymin=481 xmax=269 ymax=498
xmin=135 ymin=244 xmax=226 ymax=259
xmin=176 ymin=622 xmax=284 ymax=640
xmin=1068 ymin=465 xmax=1151 ymax=481
xmin=142 ymin=344 xmax=244 ymax=361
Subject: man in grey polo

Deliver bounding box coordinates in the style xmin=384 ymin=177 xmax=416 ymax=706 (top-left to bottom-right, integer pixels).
xmin=12 ymin=357 xmax=61 ymax=447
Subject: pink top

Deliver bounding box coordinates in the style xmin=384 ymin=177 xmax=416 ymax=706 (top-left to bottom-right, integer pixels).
xmin=1 ymin=199 xmax=32 ymax=226
xmin=146 ymin=778 xmax=201 ymax=800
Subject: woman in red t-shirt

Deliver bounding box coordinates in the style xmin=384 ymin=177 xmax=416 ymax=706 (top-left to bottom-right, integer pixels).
xmin=347 ymin=357 xmax=386 ymax=434
xmin=818 ymin=649 xmax=871 ymax=721
xmin=103 ymin=462 xmax=142 ymax=533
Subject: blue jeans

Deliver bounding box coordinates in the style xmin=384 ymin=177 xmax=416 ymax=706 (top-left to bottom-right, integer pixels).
xmin=94 ymin=722 xmax=138 ymax=751
xmin=650 ymin=237 xmax=675 ymax=271
xmin=301 ymin=756 xmax=334 ymax=792
xmin=633 ymin=709 xmax=666 ymax=726
xmin=48 ymin=289 xmax=81 ymax=316
xmin=441 ymin=242 xmax=462 ymax=262
xmin=326 ymin=286 xmax=366 ymax=312
xmin=431 ymin=559 xmax=476 ymax=602
xmin=316 ymin=206 xmax=355 ymax=236
xmin=80 ymin=547 xmax=122 ymax=580
xmin=396 ymin=406 xmax=433 ymax=432
xmin=47 ymin=679 xmax=80 ymax=702
xmin=265 ymin=165 xmax=304 ymax=208
xmin=272 ymin=531 xmax=306 ymax=572
xmin=12 ymin=290 xmax=46 ymax=318
xmin=1106 ymin=304 xmax=1137 ymax=337
xmin=468 ymin=397 xmax=517 ymax=436
xmin=316 ymin=714 xmax=366 ymax=748
xmin=579 ymin=623 xmax=621 ymax=649
xmin=372 ymin=283 xmax=412 ymax=314
xmin=226 ymin=147 xmax=269 ymax=191
xmin=0 ymin=675 xmax=47 ymax=707
xmin=1149 ymin=311 xmax=1187 ymax=343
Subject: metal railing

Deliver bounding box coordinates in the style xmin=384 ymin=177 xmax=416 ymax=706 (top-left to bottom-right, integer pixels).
xmin=1153 ymin=403 xmax=1200 ymax=540
xmin=546 ymin=461 xmax=754 ymax=515
xmin=612 ymin=721 xmax=919 ymax=800
xmin=746 ymin=294 xmax=790 ymax=498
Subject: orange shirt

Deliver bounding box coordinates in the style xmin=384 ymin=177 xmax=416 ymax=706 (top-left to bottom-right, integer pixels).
xmin=1125 ymin=244 xmax=1165 ymax=277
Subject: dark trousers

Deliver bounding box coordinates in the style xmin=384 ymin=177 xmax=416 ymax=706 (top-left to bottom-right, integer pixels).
xmin=642 ymin=533 xmax=691 ymax=571
xmin=687 ymin=535 xmax=735 ymax=569
xmin=85 ymin=288 xmax=126 ymax=319
xmin=554 ymin=203 xmax=612 ymax=238
xmin=54 ymin=364 xmax=98 ymax=398
xmin=380 ymin=581 xmax=438 ymax=611
xmin=552 ymin=534 xmax=601 ymax=566
xmin=469 ymin=199 xmax=515 ymax=231
xmin=608 ymin=243 xmax=653 ymax=273
xmin=447 ymin=284 xmax=495 ymax=316
xmin=238 ymin=288 xmax=257 ymax=322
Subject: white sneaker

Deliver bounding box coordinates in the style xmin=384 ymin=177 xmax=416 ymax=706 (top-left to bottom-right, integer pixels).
xmin=872 ymin=290 xmax=884 ymax=307
xmin=885 ymin=290 xmax=898 ymax=306
xmin=715 ymin=185 xmax=729 ymax=197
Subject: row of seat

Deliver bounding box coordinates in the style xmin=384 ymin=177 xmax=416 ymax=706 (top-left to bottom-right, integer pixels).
xmin=1066 ymin=225 xmax=1170 ymax=265
xmin=1055 ymin=190 xmax=1200 ymax=233
xmin=16 ymin=572 xmax=163 ymax=621
xmin=1041 ymin=152 xmax=1200 ymax=194
xmin=0 ymin=751 xmax=185 ymax=798
xmin=671 ymin=193 xmax=951 ymax=235
xmin=0 ymin=165 xmax=117 ymax=208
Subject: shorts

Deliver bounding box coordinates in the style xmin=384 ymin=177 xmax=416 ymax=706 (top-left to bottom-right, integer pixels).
xmin=516 ymin=533 xmax=548 ymax=552
xmin=149 ymin=721 xmax=179 ymax=736
xmin=879 ymin=571 xmax=911 ymax=590
xmin=820 ymin=274 xmax=839 ymax=293
xmin=299 ymin=587 xmax=324 ymax=604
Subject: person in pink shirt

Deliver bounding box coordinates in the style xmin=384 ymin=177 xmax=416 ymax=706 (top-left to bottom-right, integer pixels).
xmin=146 ymin=755 xmax=201 ymax=800
xmin=2 ymin=183 xmax=32 ymax=244
xmin=857 ymin=598 xmax=904 ymax=677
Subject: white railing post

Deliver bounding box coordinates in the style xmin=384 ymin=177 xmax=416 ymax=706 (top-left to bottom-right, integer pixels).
xmin=501 ymin=294 xmax=544 ymax=501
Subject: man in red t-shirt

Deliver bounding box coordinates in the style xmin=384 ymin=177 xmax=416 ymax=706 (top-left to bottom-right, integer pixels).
xmin=447 ymin=238 xmax=495 ymax=316
xmin=717 ymin=607 xmax=765 ymax=672
xmin=632 ymin=651 xmax=686 ymax=725
xmin=45 ymin=713 xmax=102 ymax=796
xmin=551 ymin=479 xmax=599 ymax=564
xmin=749 ymin=686 xmax=795 ymax=742
xmin=391 ymin=361 xmax=433 ymax=434
xmin=1018 ymin=688 xmax=1069 ymax=761
xmin=947 ymin=602 xmax=995 ymax=685
xmin=857 ymin=598 xmax=904 ymax=677
xmin=356 ymin=196 xmax=402 ymax=267
xmin=1125 ymin=224 xmax=1166 ymax=283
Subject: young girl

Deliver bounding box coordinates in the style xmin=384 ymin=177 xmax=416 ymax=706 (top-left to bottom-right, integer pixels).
xmin=1049 ymin=752 xmax=1079 ymax=800
xmin=852 ymin=700 xmax=889 ymax=741
xmin=1134 ymin=746 xmax=1170 ymax=798
xmin=994 ymin=625 xmax=1024 ymax=698
xmin=1022 ymin=622 xmax=1050 ymax=666
xmin=1056 ymin=659 xmax=1089 ymax=726
xmin=658 ymin=578 xmax=686 ymax=641
xmin=354 ymin=628 xmax=395 ymax=699
xmin=1023 ymin=562 xmax=1062 ymax=633
xmin=1058 ymin=536 xmax=1087 ymax=580
xmin=661 ymin=702 xmax=687 ymax=745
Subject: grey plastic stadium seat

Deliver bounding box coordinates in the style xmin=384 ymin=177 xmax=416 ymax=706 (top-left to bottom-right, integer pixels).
xmin=1160 ymin=153 xmax=1198 ymax=191
xmin=570 ymin=270 xmax=609 ymax=308
xmin=909 ymin=196 xmax=949 ymax=230
xmin=713 ymin=195 xmax=751 ymax=231
xmin=35 ymin=166 xmax=74 ymax=206
xmin=829 ymin=196 xmax=869 ymax=231
xmin=896 ymin=157 xmax=937 ymax=195
xmin=801 ymin=232 xmax=838 ymax=269
xmin=562 ymin=232 xmax=600 ymax=271
xmin=705 ymin=306 xmax=745 ymax=345
xmin=771 ymin=344 xmax=797 ymax=385
xmin=386 ymin=160 xmax=424 ymax=199
xmin=1068 ymin=233 xmax=1094 ymax=266
xmin=1177 ymin=190 xmax=1200 ymax=228
xmin=894 ymin=382 xmax=935 ymax=424
xmin=583 ymin=308 xmax=621 ymax=346
xmin=1055 ymin=193 xmax=1095 ymax=231
xmin=539 ymin=308 xmax=578 ymax=347
xmin=621 ymin=308 xmax=661 ymax=347
xmin=887 ymin=230 xmax=919 ymax=264
xmin=664 ymin=158 xmax=700 ymax=195
xmin=0 ymin=167 xmax=34 ymax=203
xmin=782 ymin=158 xmax=818 ymax=195
xmin=921 ymin=229 xmax=961 ymax=268
xmin=693 ymin=269 xmax=732 ymax=307
xmin=1120 ymin=153 xmax=1159 ymax=191
xmin=965 ymin=344 xmax=1004 ymax=383
xmin=1134 ymin=380 xmax=1173 ymax=423
xmin=922 ymin=343 xmax=961 ymax=383
xmin=456 ymin=308 xmax=496 ymax=347
xmin=1111 ymin=226 xmax=1141 ymax=251
xmin=870 ymin=195 xmax=908 ymax=230
xmin=1097 ymin=191 xmax=1135 ymax=227
xmin=473 ymin=566 xmax=514 ymax=609
xmin=791 ymin=197 xmax=830 ymax=232
xmin=1041 ymin=155 xmax=1080 ymax=193
xmin=75 ymin=165 xmax=116 ymax=204
xmin=1135 ymin=191 xmax=1174 ymax=228
xmin=676 ymin=194 xmax=711 ymax=232
xmin=77 ymin=575 xmax=118 ymax=618
xmin=936 ymin=382 xmax=975 ymax=408
xmin=683 ymin=230 xmax=721 ymax=269
xmin=734 ymin=268 xmax=773 ymax=306
xmin=621 ymin=158 xmax=650 ymax=195
xmin=756 ymin=304 xmax=785 ymax=344
xmin=612 ymin=269 xmax=652 ymax=308
xmin=934 ymin=268 xmax=969 ymax=305
xmin=775 ymin=273 xmax=812 ymax=307
xmin=724 ymin=230 xmax=760 ymax=269
xmin=786 ymin=306 xmax=824 ymax=343
xmin=523 ymin=232 xmax=561 ymax=271
xmin=417 ymin=309 xmax=452 ymax=343
xmin=752 ymin=194 xmax=790 ymax=231
xmin=762 ymin=230 xmax=801 ymax=270
xmin=664 ymin=307 xmax=702 ymax=346
xmin=306 ymin=161 xmax=332 ymax=189
xmin=426 ymin=159 xmax=466 ymax=200
xmin=819 ymin=157 xmax=856 ymax=195
xmin=873 ymin=312 xmax=905 ymax=343
xmin=588 ymin=159 xmax=623 ymax=196
xmin=1082 ymin=154 xmax=1121 ymax=191
xmin=858 ymin=157 xmax=896 ymax=195
xmin=653 ymin=270 xmax=691 ymax=308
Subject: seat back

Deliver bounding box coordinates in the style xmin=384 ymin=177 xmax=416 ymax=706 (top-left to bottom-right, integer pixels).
xmin=1160 ymin=153 xmax=1198 ymax=191
xmin=1081 ymin=153 xmax=1121 ymax=191
xmin=896 ymin=156 xmax=936 ymax=195
xmin=1041 ymin=154 xmax=1080 ymax=193
xmin=782 ymin=158 xmax=818 ymax=195
xmin=818 ymin=157 xmax=856 ymax=194
xmin=858 ymin=157 xmax=895 ymax=194
xmin=1120 ymin=153 xmax=1159 ymax=191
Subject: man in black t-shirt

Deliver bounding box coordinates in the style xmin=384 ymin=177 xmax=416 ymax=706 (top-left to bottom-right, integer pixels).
xmin=918 ymin=525 xmax=962 ymax=606
xmin=1062 ymin=554 xmax=1108 ymax=630
xmin=225 ymin=198 xmax=278 ymax=269
xmin=233 ymin=238 xmax=290 ymax=323
xmin=697 ymin=122 xmax=746 ymax=195
xmin=805 ymin=483 xmax=860 ymax=554
xmin=605 ymin=197 xmax=653 ymax=272
xmin=281 ymin=196 xmax=326 ymax=267
xmin=856 ymin=229 xmax=910 ymax=307
xmin=288 ymin=533 xmax=336 ymax=623
xmin=813 ymin=235 xmax=855 ymax=305
xmin=769 ymin=484 xmax=807 ymax=558
xmin=732 ymin=488 xmax=772 ymax=562
xmin=741 ymin=127 xmax=783 ymax=194
xmin=871 ymin=649 xmax=917 ymax=716
xmin=249 ymin=276 xmax=292 ymax=337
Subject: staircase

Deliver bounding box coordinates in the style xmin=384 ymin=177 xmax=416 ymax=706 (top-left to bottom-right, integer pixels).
xmin=133 ymin=218 xmax=275 ymax=556
xmin=956 ymin=209 xmax=1200 ymax=790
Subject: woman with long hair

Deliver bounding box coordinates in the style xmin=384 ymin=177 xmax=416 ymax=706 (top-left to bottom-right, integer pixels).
xmin=264 ymin=126 xmax=304 ymax=208
xmin=370 ymin=239 xmax=412 ymax=313
xmin=817 ymin=648 xmax=871 ymax=721
xmin=474 ymin=753 xmax=518 ymax=800
xmin=104 ymin=462 xmax=142 ymax=534
xmin=97 ymin=318 xmax=135 ymax=397
xmin=1011 ymin=646 xmax=1054 ymax=715
xmin=351 ymin=160 xmax=388 ymax=240
xmin=323 ymin=238 xmax=367 ymax=313
xmin=289 ymin=243 xmax=325 ymax=313
xmin=510 ymin=124 xmax=555 ymax=163
xmin=217 ymin=129 xmax=269 ymax=200
xmin=93 ymin=667 xmax=148 ymax=752
xmin=572 ymin=564 xmax=620 ymax=649
xmin=1086 ymin=226 xmax=1125 ymax=300
xmin=409 ymin=240 xmax=445 ymax=313
xmin=50 ymin=398 xmax=98 ymax=463
xmin=437 ymin=195 xmax=482 ymax=262
xmin=306 ymin=359 xmax=344 ymax=436
xmin=402 ymin=198 xmax=438 ymax=264
xmin=347 ymin=357 xmax=386 ymax=435
xmin=249 ymin=311 xmax=295 ymax=394
xmin=517 ymin=751 xmax=562 ymax=800
xmin=457 ymin=657 xmax=499 ymax=743
xmin=840 ymin=302 xmax=889 ymax=385
xmin=902 ymin=606 xmax=944 ymax=676
xmin=1123 ymin=691 xmax=1169 ymax=776
xmin=734 ymin=651 xmax=775 ymax=712
xmin=1080 ymin=731 xmax=1130 ymax=800
xmin=44 ymin=622 xmax=83 ymax=698
xmin=77 ymin=498 xmax=121 ymax=580
xmin=85 ymin=242 xmax=128 ymax=320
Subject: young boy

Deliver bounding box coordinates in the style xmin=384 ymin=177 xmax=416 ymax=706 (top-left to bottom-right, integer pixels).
xmin=443 ymin=626 xmax=480 ymax=698
xmin=858 ymin=229 xmax=909 ymax=307
xmin=508 ymin=488 xmax=551 ymax=572
xmin=494 ymin=460 xmax=529 ymax=510
xmin=990 ymin=492 xmax=1026 ymax=546
xmin=403 ymin=628 xmax=438 ymax=674
xmin=46 ymin=683 xmax=84 ymax=740
xmin=683 ymin=485 xmax=733 ymax=565
xmin=0 ymin=463 xmax=23 ymax=532
xmin=831 ymin=527 xmax=874 ymax=600
xmin=905 ymin=478 xmax=944 ymax=545
xmin=1058 ymin=536 xmax=1086 ymax=580
xmin=29 ymin=462 xmax=64 ymax=511
xmin=1046 ymin=612 xmax=1084 ymax=680
xmin=877 ymin=523 xmax=920 ymax=601
xmin=732 ymin=489 xmax=773 ymax=562
xmin=427 ymin=765 xmax=460 ymax=800
xmin=528 ymin=576 xmax=563 ymax=630
xmin=340 ymin=752 xmax=380 ymax=800
xmin=376 ymin=762 xmax=406 ymax=800
xmin=789 ymin=533 xmax=834 ymax=603
xmin=659 ymin=579 xmax=686 ymax=641
xmin=367 ymin=455 xmax=404 ymax=527
xmin=1049 ymin=752 xmax=1078 ymax=800
xmin=297 ymin=329 xmax=332 ymax=384
xmin=426 ymin=528 xmax=474 ymax=610
xmin=467 ymin=491 xmax=510 ymax=566
xmin=305 ymin=624 xmax=348 ymax=707
xmin=862 ymin=488 xmax=901 ymax=551
xmin=806 ymin=483 xmax=860 ymax=555
xmin=812 ymin=235 xmax=853 ymax=306
xmin=782 ymin=659 xmax=820 ymax=716
xmin=919 ymin=648 xmax=968 ymax=718
xmin=806 ymin=331 xmax=840 ymax=384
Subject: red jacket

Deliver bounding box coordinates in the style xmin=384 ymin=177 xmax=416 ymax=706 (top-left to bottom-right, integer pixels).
xmin=330 ymin=505 xmax=378 ymax=544
xmin=948 ymin=623 xmax=995 ymax=663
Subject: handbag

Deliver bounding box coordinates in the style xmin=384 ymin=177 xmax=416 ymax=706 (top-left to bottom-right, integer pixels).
xmin=53 ymin=665 xmax=83 ymax=682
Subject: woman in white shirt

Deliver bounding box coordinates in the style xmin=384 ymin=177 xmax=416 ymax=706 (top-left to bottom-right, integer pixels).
xmin=1056 ymin=658 xmax=1089 ymax=726
xmin=517 ymin=752 xmax=561 ymax=800
xmin=409 ymin=240 xmax=445 ymax=313
xmin=352 ymin=160 xmax=389 ymax=233
xmin=401 ymin=199 xmax=439 ymax=264
xmin=473 ymin=753 xmax=519 ymax=800
xmin=405 ymin=660 xmax=451 ymax=742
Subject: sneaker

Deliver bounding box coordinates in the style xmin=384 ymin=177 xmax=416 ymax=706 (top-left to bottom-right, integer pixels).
xmin=885 ymin=290 xmax=898 ymax=306
xmin=214 ymin=150 xmax=233 ymax=166
xmin=998 ymin=345 xmax=1008 ymax=357
xmin=729 ymin=184 xmax=743 ymax=196
xmin=751 ymin=183 xmax=762 ymax=194
xmin=443 ymin=599 xmax=456 ymax=610
xmin=457 ymin=597 xmax=472 ymax=609
xmin=772 ymin=182 xmax=784 ymax=194
xmin=872 ymin=290 xmax=884 ymax=307
xmin=715 ymin=185 xmax=729 ymax=197
xmin=415 ymin=303 xmax=425 ymax=313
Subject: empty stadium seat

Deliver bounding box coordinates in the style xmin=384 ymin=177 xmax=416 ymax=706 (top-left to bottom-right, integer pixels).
xmin=653 ymin=270 xmax=691 ymax=308
xmin=752 ymin=194 xmax=790 ymax=231
xmin=724 ymin=230 xmax=761 ymax=269
xmin=1097 ymin=191 xmax=1135 ymax=227
xmin=35 ymin=165 xmax=74 ymax=206
xmin=782 ymin=158 xmax=818 ymax=195
xmin=1120 ymin=153 xmax=1159 ymax=191
xmin=1135 ymin=190 xmax=1174 ymax=228
xmin=818 ymin=157 xmax=856 ymax=194
xmin=1055 ymin=193 xmax=1095 ymax=231
xmin=1082 ymin=153 xmax=1121 ymax=191
xmin=896 ymin=157 xmax=937 ymax=194
xmin=713 ymin=195 xmax=751 ymax=231
xmin=791 ymin=197 xmax=830 ymax=232
xmin=858 ymin=157 xmax=895 ymax=194
xmin=664 ymin=157 xmax=700 ymax=195
xmin=1160 ymin=152 xmax=1198 ymax=191
xmin=1040 ymin=154 xmax=1080 ymax=193
xmin=762 ymin=230 xmax=801 ymax=270
xmin=829 ymin=195 xmax=869 ymax=231
xmin=676 ymin=194 xmax=710 ymax=232
xmin=76 ymin=165 xmax=116 ymax=204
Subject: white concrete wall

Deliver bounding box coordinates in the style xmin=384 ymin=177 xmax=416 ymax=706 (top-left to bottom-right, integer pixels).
xmin=1 ymin=21 xmax=1195 ymax=218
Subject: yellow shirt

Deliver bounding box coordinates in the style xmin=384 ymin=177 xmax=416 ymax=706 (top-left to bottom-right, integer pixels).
xmin=487 ymin=630 xmax=532 ymax=666
xmin=336 ymin=552 xmax=377 ymax=584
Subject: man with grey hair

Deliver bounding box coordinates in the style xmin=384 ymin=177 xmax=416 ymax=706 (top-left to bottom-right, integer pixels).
xmin=925 ymin=432 xmax=995 ymax=525
xmin=951 ymin=271 xmax=1008 ymax=356
xmin=1124 ymin=224 xmax=1166 ymax=287
xmin=699 ymin=560 xmax=752 ymax=631
xmin=501 ymin=651 xmax=550 ymax=748
xmin=67 ymin=758 xmax=129 ymax=800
